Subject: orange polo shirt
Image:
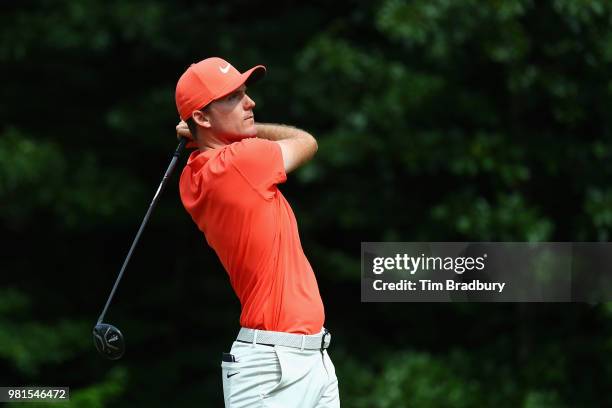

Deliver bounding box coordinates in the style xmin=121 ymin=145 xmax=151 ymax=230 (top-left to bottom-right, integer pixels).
xmin=179 ymin=138 xmax=324 ymax=335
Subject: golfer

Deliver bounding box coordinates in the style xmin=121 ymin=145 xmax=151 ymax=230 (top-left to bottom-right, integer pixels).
xmin=174 ymin=57 xmax=340 ymax=407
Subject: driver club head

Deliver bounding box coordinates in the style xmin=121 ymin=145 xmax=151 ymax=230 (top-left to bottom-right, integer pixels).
xmin=93 ymin=323 xmax=125 ymax=360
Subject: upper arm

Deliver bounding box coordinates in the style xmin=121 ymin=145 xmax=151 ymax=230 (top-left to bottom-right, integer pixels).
xmin=230 ymin=138 xmax=287 ymax=199
xmin=276 ymin=134 xmax=318 ymax=174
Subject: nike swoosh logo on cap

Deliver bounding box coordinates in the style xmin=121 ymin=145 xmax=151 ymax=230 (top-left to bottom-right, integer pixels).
xmin=220 ymin=64 xmax=231 ymax=74
xmin=227 ymin=372 xmax=240 ymax=378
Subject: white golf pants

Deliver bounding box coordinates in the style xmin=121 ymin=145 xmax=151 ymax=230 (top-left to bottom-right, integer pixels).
xmin=221 ymin=340 xmax=340 ymax=407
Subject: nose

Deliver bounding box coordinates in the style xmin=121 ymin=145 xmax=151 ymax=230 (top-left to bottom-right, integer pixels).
xmin=244 ymin=94 xmax=256 ymax=110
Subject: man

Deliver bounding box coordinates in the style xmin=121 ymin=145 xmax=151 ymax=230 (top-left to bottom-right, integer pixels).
xmin=174 ymin=57 xmax=340 ymax=408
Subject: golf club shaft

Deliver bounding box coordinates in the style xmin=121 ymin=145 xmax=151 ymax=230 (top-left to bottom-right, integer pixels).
xmin=97 ymin=138 xmax=188 ymax=324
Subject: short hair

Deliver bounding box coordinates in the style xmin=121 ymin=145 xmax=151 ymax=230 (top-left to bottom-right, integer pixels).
xmin=185 ymin=117 xmax=198 ymax=140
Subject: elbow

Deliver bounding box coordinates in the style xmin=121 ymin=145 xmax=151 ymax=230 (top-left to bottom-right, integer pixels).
xmin=309 ymin=133 xmax=318 ymax=156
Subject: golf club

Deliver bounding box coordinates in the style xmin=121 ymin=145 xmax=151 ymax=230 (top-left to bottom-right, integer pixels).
xmin=93 ymin=137 xmax=188 ymax=360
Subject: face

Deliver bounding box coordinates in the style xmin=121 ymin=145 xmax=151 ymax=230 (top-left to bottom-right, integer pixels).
xmin=203 ymin=84 xmax=257 ymax=142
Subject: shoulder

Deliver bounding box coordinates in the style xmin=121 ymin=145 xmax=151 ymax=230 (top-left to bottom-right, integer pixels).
xmin=227 ymin=138 xmax=286 ymax=194
xmin=227 ymin=138 xmax=283 ymax=172
xmin=227 ymin=137 xmax=280 ymax=157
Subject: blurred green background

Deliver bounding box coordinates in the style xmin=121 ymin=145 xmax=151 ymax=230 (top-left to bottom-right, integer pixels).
xmin=2 ymin=0 xmax=612 ymax=406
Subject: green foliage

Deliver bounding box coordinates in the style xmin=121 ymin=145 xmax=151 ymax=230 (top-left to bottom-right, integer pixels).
xmin=0 ymin=127 xmax=145 ymax=229
xmin=4 ymin=367 xmax=128 ymax=408
xmin=336 ymin=348 xmax=572 ymax=408
xmin=431 ymin=193 xmax=553 ymax=241
xmin=584 ymin=187 xmax=612 ymax=240
xmin=0 ymin=289 xmax=89 ymax=376
xmin=2 ymin=0 xmax=612 ymax=406
xmin=370 ymin=352 xmax=484 ymax=408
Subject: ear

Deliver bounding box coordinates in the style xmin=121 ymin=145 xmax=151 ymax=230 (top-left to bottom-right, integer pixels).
xmin=192 ymin=110 xmax=212 ymax=129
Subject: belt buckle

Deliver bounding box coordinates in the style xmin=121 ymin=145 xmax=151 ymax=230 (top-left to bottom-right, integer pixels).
xmin=320 ymin=328 xmax=331 ymax=351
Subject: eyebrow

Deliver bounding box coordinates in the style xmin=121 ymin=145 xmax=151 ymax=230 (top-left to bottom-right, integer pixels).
xmin=228 ymin=86 xmax=246 ymax=98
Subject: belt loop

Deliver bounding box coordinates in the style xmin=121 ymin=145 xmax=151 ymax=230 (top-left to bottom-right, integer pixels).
xmin=252 ymin=329 xmax=258 ymax=347
xmin=300 ymin=335 xmax=305 ymax=352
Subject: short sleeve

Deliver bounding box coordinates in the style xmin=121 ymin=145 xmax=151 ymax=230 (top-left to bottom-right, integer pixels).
xmin=229 ymin=138 xmax=287 ymax=199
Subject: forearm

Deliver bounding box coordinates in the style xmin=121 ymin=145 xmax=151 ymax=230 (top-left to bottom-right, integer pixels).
xmin=255 ymin=123 xmax=311 ymax=142
xmin=255 ymin=123 xmax=318 ymax=173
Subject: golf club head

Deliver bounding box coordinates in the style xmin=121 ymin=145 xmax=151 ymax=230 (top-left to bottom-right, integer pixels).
xmin=93 ymin=323 xmax=125 ymax=360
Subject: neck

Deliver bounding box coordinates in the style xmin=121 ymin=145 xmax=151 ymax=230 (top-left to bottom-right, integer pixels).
xmin=196 ymin=129 xmax=231 ymax=151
